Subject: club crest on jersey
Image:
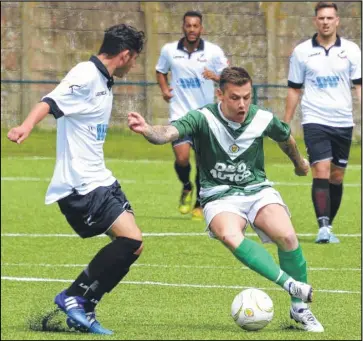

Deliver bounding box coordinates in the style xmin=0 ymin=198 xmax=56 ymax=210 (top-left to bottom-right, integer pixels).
xmin=229 ymin=144 xmax=240 ymax=153
xmin=197 ymin=54 xmax=207 ymax=62
xmin=338 ymin=50 xmax=347 ymax=59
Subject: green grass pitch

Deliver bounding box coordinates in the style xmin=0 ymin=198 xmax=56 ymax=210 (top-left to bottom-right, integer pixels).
xmin=1 ymin=130 xmax=361 ymax=340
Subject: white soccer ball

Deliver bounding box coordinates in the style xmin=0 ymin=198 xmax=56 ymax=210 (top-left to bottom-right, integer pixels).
xmin=231 ymin=288 xmax=274 ymax=331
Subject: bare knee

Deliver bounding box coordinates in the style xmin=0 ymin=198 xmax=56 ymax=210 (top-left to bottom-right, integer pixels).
xmin=312 ymin=161 xmax=330 ymax=179
xmin=330 ymin=167 xmax=345 ymax=184
xmin=175 ymin=157 xmax=190 ymax=167
xmin=274 ymin=232 xmax=298 ymax=251
xmin=218 ymin=232 xmax=244 ymax=250
xmin=134 ymin=242 xmax=144 ymax=256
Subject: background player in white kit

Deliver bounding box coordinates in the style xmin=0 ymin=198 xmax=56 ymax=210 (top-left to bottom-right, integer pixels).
xmin=156 ymin=10 xmax=229 ymax=220
xmin=284 ymin=2 xmax=361 ymax=244
xmin=128 ymin=67 xmax=324 ymax=332
xmin=7 ymin=24 xmax=145 ymax=335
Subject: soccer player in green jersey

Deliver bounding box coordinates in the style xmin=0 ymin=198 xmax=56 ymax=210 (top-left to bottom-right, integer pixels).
xmin=128 ymin=67 xmax=324 ymax=332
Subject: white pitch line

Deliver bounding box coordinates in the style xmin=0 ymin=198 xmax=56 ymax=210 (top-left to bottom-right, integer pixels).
xmin=3 ymin=157 xmax=361 ymax=170
xmin=0 ymin=177 xmax=361 ymax=187
xmin=1 ymin=262 xmax=361 ymax=272
xmin=1 ymin=276 xmax=360 ymax=294
xmin=1 ymin=232 xmax=361 ymax=238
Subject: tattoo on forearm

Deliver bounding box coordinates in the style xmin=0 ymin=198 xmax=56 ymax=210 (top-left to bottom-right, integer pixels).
xmin=143 ymin=125 xmax=178 ymax=145
xmin=278 ymin=139 xmax=301 ymax=167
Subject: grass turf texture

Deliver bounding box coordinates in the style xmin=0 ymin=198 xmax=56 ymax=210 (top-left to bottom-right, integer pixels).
xmin=1 ymin=130 xmax=361 ymax=340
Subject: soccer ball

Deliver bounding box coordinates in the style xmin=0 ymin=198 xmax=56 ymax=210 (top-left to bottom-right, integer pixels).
xmin=231 ymin=288 xmax=274 ymax=331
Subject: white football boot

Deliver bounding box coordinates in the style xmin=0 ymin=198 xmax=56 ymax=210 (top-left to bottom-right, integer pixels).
xmin=290 ymin=307 xmax=324 ymax=332
xmin=288 ymin=281 xmax=313 ymax=303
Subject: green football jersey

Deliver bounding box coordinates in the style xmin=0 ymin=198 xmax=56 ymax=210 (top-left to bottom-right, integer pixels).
xmin=171 ymin=103 xmax=291 ymax=206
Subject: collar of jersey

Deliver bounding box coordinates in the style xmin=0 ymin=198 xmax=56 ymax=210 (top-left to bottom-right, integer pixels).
xmin=312 ymin=33 xmax=341 ymax=48
xmin=177 ymin=38 xmax=205 ymax=53
xmin=89 ymin=55 xmax=114 ymax=89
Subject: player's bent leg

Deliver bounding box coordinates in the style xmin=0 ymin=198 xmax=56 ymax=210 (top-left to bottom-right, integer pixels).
xmin=173 ymin=142 xmax=194 ymax=214
xmin=311 ymin=160 xmax=332 ymax=243
xmin=327 ymin=164 xmax=346 ymax=243
xmin=209 ymin=211 xmax=311 ymax=303
xmin=209 ymin=212 xmax=246 ymax=250
xmin=64 ymin=212 xmax=143 ymax=335
xmin=85 ymin=212 xmax=143 ymax=334
xmin=191 ymin=159 xmax=204 ymax=221
xmin=253 ymin=204 xmax=310 ymax=308
xmin=247 ymin=194 xmax=312 ymax=303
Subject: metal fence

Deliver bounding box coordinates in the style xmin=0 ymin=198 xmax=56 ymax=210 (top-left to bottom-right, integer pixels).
xmin=1 ymin=79 xmax=361 ymax=140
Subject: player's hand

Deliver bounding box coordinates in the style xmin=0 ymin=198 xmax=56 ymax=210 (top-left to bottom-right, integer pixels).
xmin=202 ymin=68 xmax=218 ymax=81
xmin=162 ymin=88 xmax=173 ymax=103
xmin=294 ymin=158 xmax=310 ymax=176
xmin=127 ymin=112 xmax=147 ymax=134
xmin=7 ymin=125 xmax=32 ymax=144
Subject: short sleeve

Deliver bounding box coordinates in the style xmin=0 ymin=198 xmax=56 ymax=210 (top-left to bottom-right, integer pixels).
xmin=211 ymin=46 xmax=229 ymax=74
xmin=41 ymin=64 xmax=92 ymax=118
xmin=264 ymin=116 xmax=291 ymax=142
xmin=287 ymin=48 xmax=305 ymax=88
xmin=349 ymin=43 xmax=362 ymax=84
xmin=171 ymin=110 xmax=202 ymax=138
xmin=155 ymin=45 xmax=171 ymax=74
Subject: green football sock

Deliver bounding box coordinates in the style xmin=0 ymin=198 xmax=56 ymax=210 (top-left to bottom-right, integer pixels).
xmin=233 ymin=238 xmax=290 ymax=287
xmin=278 ymin=244 xmax=307 ymax=303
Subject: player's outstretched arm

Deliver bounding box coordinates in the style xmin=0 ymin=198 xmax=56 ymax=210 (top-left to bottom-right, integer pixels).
xmin=7 ymin=102 xmax=50 ymax=144
xmin=277 ymin=135 xmax=309 ymax=176
xmin=127 ymin=112 xmax=179 ymax=145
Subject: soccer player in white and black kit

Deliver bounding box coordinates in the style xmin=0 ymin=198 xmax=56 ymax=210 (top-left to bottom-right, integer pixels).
xmin=284 ymin=2 xmax=361 ymax=244
xmin=7 ymin=24 xmax=145 ymax=335
xmin=156 ymin=11 xmax=229 ymax=220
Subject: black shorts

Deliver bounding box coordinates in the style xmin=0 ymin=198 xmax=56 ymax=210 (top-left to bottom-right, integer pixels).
xmin=171 ymin=135 xmax=194 ymax=148
xmin=303 ymin=123 xmax=353 ymax=168
xmin=57 ymin=181 xmax=133 ymax=238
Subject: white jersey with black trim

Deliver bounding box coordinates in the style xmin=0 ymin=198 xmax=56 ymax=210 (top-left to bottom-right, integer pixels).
xmin=288 ymin=34 xmax=361 ymax=127
xmin=42 ymin=56 xmax=116 ymax=204
xmin=156 ymin=38 xmax=229 ymax=122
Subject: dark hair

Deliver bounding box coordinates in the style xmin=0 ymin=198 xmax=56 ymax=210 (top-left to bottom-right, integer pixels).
xmin=183 ymin=10 xmax=203 ymax=24
xmin=219 ymin=67 xmax=252 ymax=92
xmin=98 ymin=24 xmax=145 ymax=56
xmin=315 ymin=2 xmax=338 ymax=15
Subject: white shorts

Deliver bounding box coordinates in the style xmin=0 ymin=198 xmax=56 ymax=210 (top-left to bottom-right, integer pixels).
xmin=203 ymin=187 xmax=290 ymax=243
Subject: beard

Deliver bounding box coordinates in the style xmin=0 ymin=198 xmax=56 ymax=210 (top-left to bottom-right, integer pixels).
xmin=184 ymin=33 xmax=201 ymax=44
xmin=113 ymin=67 xmax=127 ymax=78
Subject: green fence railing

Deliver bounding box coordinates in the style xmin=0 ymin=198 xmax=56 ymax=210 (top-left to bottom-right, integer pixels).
xmin=0 ymin=79 xmax=158 ymax=86
xmin=1 ymin=79 xmax=289 ymax=105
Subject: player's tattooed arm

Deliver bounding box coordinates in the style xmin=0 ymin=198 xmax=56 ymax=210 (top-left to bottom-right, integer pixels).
xmin=278 ymin=135 xmax=309 ymax=176
xmin=128 ymin=112 xmax=180 ymax=145
xmin=143 ymin=125 xmax=180 ymax=145
xmin=277 ymin=135 xmax=304 ymax=167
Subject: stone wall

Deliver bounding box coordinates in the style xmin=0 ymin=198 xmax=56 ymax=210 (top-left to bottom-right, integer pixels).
xmin=1 ymin=1 xmax=361 ymax=138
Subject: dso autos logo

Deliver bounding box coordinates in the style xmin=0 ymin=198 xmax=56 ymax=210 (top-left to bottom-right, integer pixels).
xmin=210 ymin=162 xmax=252 ymax=183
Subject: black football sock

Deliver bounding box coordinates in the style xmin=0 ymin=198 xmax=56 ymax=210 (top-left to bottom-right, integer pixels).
xmin=66 ymin=237 xmax=142 ymax=312
xmin=329 ymin=183 xmax=343 ymax=225
xmin=312 ymin=178 xmax=330 ymax=228
xmin=174 ymin=162 xmax=192 ymax=190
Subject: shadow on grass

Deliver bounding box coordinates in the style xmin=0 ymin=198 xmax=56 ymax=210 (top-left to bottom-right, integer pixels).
xmin=28 ymin=308 xmax=72 ymax=333
xmin=297 ymin=237 xmax=317 ymax=244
